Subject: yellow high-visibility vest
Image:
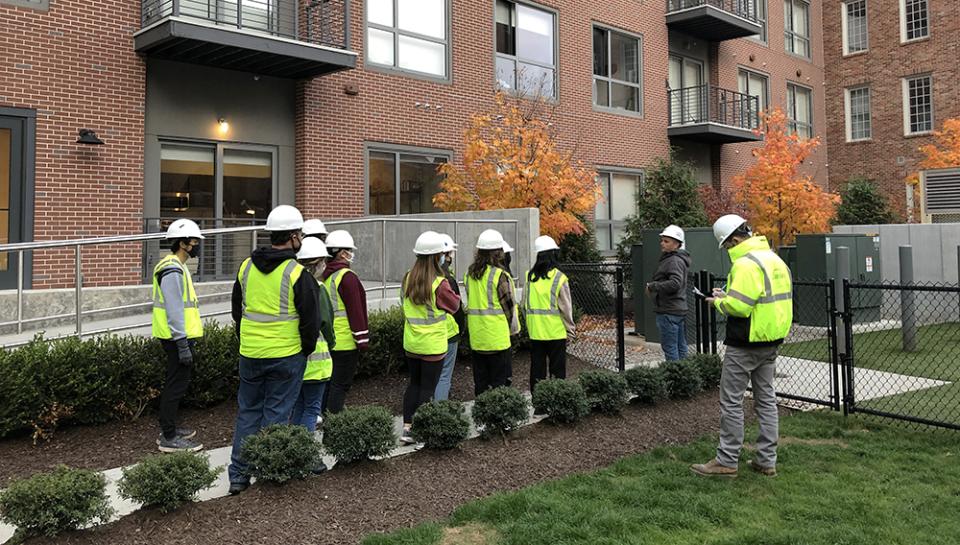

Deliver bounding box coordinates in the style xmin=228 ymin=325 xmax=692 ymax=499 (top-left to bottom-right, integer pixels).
xmin=465 ymin=265 xmax=511 ymax=351
xmin=151 ymin=254 xmax=203 ymax=340
xmin=524 ymin=268 xmax=568 ymax=341
xmin=324 ymin=268 xmax=357 ymax=351
xmin=402 ymin=275 xmax=448 ymax=355
xmin=237 ymin=257 xmax=304 ymax=358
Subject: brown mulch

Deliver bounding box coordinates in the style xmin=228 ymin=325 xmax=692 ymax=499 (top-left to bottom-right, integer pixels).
xmin=31 ymin=392 xmax=771 ymax=545
xmin=0 ymin=352 xmax=599 ymax=484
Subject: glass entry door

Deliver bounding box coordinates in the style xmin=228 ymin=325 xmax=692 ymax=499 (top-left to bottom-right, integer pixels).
xmin=0 ymin=116 xmax=26 ymax=290
xmin=669 ymin=55 xmax=704 ymax=125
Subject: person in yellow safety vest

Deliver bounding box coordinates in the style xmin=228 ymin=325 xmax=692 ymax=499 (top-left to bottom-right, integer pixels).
xmin=290 ymin=238 xmax=336 ymax=434
xmin=524 ymin=235 xmax=576 ymax=399
xmin=399 ymin=231 xmax=462 ymax=444
xmin=152 ymin=218 xmax=205 ymax=453
xmin=302 ymin=218 xmax=328 ymax=243
xmin=227 ymin=205 xmax=321 ymax=495
xmin=434 ymin=233 xmax=465 ymax=401
xmin=321 ymin=229 xmax=369 ymax=414
xmin=465 ymin=229 xmax=518 ymax=395
xmin=691 ymin=214 xmax=793 ymax=479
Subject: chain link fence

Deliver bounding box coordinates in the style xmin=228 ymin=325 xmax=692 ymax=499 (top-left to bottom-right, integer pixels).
xmin=560 ymin=263 xmax=625 ymax=372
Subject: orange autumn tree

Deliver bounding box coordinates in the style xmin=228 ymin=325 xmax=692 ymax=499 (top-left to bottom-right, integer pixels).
xmin=433 ymin=91 xmax=600 ymax=240
xmin=733 ymin=108 xmax=838 ymax=248
xmin=906 ymin=118 xmax=960 ymax=218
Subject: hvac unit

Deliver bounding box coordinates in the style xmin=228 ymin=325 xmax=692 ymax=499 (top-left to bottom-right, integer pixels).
xmin=921 ymin=168 xmax=960 ymax=224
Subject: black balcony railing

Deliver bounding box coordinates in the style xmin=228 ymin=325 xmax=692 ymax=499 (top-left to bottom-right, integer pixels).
xmin=668 ymin=84 xmax=760 ymax=131
xmin=141 ymin=0 xmax=350 ymax=49
xmin=666 ymin=0 xmax=760 ymax=24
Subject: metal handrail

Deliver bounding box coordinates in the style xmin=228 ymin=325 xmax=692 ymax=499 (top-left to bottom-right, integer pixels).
xmin=665 ymin=0 xmax=760 ymax=24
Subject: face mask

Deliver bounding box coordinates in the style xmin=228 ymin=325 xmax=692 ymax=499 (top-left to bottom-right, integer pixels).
xmin=187 ymin=243 xmax=200 ymax=259
xmin=439 ymin=254 xmax=447 ymax=268
xmin=343 ymin=250 xmax=355 ymax=264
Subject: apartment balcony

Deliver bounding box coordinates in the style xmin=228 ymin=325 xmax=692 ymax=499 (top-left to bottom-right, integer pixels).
xmin=665 ymin=0 xmax=762 ymax=41
xmin=667 ymin=85 xmax=761 ymax=143
xmin=135 ymin=0 xmax=356 ymax=79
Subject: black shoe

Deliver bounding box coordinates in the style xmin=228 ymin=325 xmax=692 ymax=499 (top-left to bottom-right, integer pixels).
xmin=311 ymin=461 xmax=329 ymax=475
xmin=156 ymin=428 xmax=197 ymax=445
xmin=228 ymin=481 xmax=249 ymax=495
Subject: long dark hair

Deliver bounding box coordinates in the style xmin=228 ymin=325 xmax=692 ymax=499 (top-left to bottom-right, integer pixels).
xmin=468 ymin=249 xmax=504 ymax=280
xmin=528 ymin=249 xmax=559 ymax=283
xmin=404 ymin=254 xmax=443 ymax=305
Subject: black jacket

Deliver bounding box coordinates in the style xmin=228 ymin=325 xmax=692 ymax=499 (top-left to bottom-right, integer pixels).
xmin=648 ymin=250 xmax=691 ymax=316
xmin=444 ymin=268 xmax=466 ymax=342
xmin=231 ymin=247 xmax=320 ymax=357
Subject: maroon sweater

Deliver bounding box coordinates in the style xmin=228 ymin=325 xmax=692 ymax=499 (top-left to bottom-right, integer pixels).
xmin=322 ymin=260 xmax=369 ymax=351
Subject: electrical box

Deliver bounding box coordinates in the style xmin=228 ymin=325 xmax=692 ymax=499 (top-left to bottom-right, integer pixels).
xmin=794 ymin=234 xmax=881 ymax=325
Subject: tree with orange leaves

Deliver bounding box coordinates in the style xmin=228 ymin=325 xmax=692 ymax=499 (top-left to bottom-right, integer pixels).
xmin=905 ymin=119 xmax=960 ymax=219
xmin=433 ymin=91 xmax=600 ymax=240
xmin=733 ymin=108 xmax=839 ymax=248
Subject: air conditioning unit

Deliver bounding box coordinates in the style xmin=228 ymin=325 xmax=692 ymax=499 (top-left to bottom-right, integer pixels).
xmin=920 ymin=168 xmax=960 ymax=223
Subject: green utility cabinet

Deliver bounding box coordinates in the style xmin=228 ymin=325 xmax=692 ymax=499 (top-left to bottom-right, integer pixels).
xmin=633 ymin=228 xmax=731 ymax=343
xmin=794 ymin=234 xmax=881 ymax=325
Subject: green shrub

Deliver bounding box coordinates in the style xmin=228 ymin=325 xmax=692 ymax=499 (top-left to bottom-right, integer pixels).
xmin=660 ymin=359 xmax=703 ymax=399
xmin=360 ymin=307 xmax=406 ymax=379
xmin=687 ymin=353 xmax=723 ymax=390
xmin=578 ymin=369 xmax=630 ymax=414
xmin=624 ymin=366 xmax=668 ymax=404
xmin=241 ymin=424 xmax=322 ymax=484
xmin=471 ymin=387 xmax=529 ymax=438
xmin=186 ymin=322 xmax=240 ymax=407
xmin=532 ymin=379 xmax=590 ymax=424
xmin=411 ymin=400 xmax=470 ymax=449
xmin=117 ymin=452 xmax=219 ymax=513
xmin=322 ymin=405 xmax=396 ymax=463
xmin=0 ymin=465 xmax=113 ymax=539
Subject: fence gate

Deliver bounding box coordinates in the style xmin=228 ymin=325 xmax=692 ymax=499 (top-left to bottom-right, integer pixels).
xmin=561 ymin=263 xmax=627 ymax=372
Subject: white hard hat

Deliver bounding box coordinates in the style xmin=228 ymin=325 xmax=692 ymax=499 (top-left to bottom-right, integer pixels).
xmin=439 ymin=233 xmax=457 ymax=251
xmin=713 ymin=214 xmax=748 ymax=248
xmin=265 ymin=205 xmax=304 ymax=232
xmin=534 ymin=235 xmax=559 ymax=254
xmin=297 ymin=237 xmax=330 ymax=260
xmin=659 ymin=225 xmax=685 ymax=244
xmin=502 ymin=241 xmax=514 ymax=253
xmin=413 ymin=231 xmax=446 ymax=255
xmin=476 ymin=229 xmax=505 ymax=250
xmin=302 ymin=219 xmax=328 ymax=236
xmin=165 ymin=219 xmax=204 ymax=240
xmin=325 ymin=230 xmax=356 ymax=250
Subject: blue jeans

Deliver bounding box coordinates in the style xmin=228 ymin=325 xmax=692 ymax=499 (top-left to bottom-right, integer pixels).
xmin=291 ymin=380 xmax=328 ymax=433
xmin=656 ymin=313 xmax=688 ymax=361
xmin=228 ymin=353 xmax=306 ymax=484
xmin=434 ymin=340 xmax=458 ymax=401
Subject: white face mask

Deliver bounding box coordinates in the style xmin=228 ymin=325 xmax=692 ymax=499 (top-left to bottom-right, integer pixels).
xmin=343 ymin=250 xmax=355 ymax=264
xmin=439 ymin=254 xmax=447 ymax=267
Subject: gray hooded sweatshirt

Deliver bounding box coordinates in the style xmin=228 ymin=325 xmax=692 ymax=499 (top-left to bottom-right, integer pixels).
xmin=648 ymin=250 xmax=691 ymax=316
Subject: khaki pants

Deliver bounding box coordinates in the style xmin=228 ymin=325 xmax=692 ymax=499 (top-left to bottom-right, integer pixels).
xmin=717 ymin=345 xmax=779 ymax=468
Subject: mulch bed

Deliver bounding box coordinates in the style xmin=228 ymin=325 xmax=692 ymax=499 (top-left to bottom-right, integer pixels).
xmin=0 ymin=352 xmax=600 ymax=485
xmin=30 ymin=391 xmax=776 ymax=545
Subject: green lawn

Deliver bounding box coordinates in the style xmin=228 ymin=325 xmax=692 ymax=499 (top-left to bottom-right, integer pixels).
xmin=362 ymin=413 xmax=960 ymax=545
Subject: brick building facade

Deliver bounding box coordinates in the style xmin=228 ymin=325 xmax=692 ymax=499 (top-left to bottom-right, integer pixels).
xmin=824 ymin=0 xmax=960 ymax=220
xmin=1 ymin=0 xmax=827 ymax=289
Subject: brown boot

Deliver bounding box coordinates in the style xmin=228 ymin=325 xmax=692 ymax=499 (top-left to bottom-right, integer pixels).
xmin=748 ymin=459 xmax=777 ymax=476
xmin=690 ymin=459 xmax=738 ymax=478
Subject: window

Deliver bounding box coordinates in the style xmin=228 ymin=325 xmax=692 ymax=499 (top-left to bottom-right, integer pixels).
xmin=845 ymin=87 xmax=872 ymax=141
xmin=842 ymin=0 xmax=868 ymax=54
xmin=738 ymin=68 xmax=769 ymax=126
xmin=787 ymin=84 xmax=813 ymax=138
xmin=902 ymin=75 xmax=933 ymax=135
xmin=784 ymin=0 xmax=810 ymax=58
xmin=592 ymin=26 xmax=642 ymax=115
xmin=366 ymin=0 xmax=450 ymax=79
xmin=496 ymin=0 xmax=557 ymax=98
xmin=367 ymin=145 xmax=450 ymax=215
xmin=754 ymin=0 xmax=768 ymax=42
xmin=595 ymin=170 xmax=642 ymax=252
xmin=0 ymin=0 xmax=48 ymax=10
xmin=900 ymin=0 xmax=929 ymax=42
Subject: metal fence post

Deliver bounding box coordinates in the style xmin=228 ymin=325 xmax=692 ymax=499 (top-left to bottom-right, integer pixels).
xmin=834 ymin=246 xmax=851 ymax=414
xmin=615 ymin=266 xmax=626 ymax=373
xmin=75 ymin=244 xmax=83 ymax=336
xmin=827 ymin=278 xmax=841 ymax=411
xmin=900 ymin=245 xmax=918 ymax=352
xmin=17 ymin=250 xmax=24 ymax=334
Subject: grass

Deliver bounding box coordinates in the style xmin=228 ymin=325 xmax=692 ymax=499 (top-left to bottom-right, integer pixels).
xmin=362 ymin=412 xmax=960 ymax=545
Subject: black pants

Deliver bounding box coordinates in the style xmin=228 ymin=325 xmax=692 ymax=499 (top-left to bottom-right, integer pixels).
xmin=472 ymin=350 xmax=512 ymax=396
xmin=159 ymin=339 xmax=194 ymax=440
xmin=403 ymin=357 xmax=444 ymax=423
xmin=325 ymin=349 xmax=359 ymax=414
xmin=530 ymin=339 xmax=567 ymax=393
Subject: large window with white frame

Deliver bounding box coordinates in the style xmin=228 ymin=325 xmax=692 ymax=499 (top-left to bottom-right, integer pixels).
xmin=900 ymin=0 xmax=929 ymax=42
xmin=365 ymin=0 xmax=450 ymax=80
xmin=787 ymin=83 xmax=813 ymax=139
xmin=592 ymin=26 xmax=642 ymax=115
xmin=845 ymin=86 xmax=872 ymax=141
xmin=842 ymin=0 xmax=868 ymax=55
xmin=902 ymin=75 xmax=933 ymax=135
xmin=366 ymin=144 xmax=450 ymax=215
xmin=495 ymin=0 xmax=557 ymax=99
xmin=738 ymin=68 xmax=769 ymax=126
xmin=594 ymin=170 xmax=642 ymax=253
xmin=784 ymin=0 xmax=810 ymax=58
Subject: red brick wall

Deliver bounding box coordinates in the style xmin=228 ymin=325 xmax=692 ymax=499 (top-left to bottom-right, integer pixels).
xmin=0 ymin=0 xmax=145 ymax=288
xmin=824 ymin=0 xmax=960 ymax=220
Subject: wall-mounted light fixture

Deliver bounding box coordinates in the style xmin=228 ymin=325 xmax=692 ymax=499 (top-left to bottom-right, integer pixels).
xmin=76 ymin=129 xmax=104 ymax=145
xmin=217 ymin=118 xmax=230 ymax=135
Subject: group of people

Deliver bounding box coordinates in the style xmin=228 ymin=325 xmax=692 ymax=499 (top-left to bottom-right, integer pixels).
xmin=150 ymin=205 xmax=577 ymax=493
